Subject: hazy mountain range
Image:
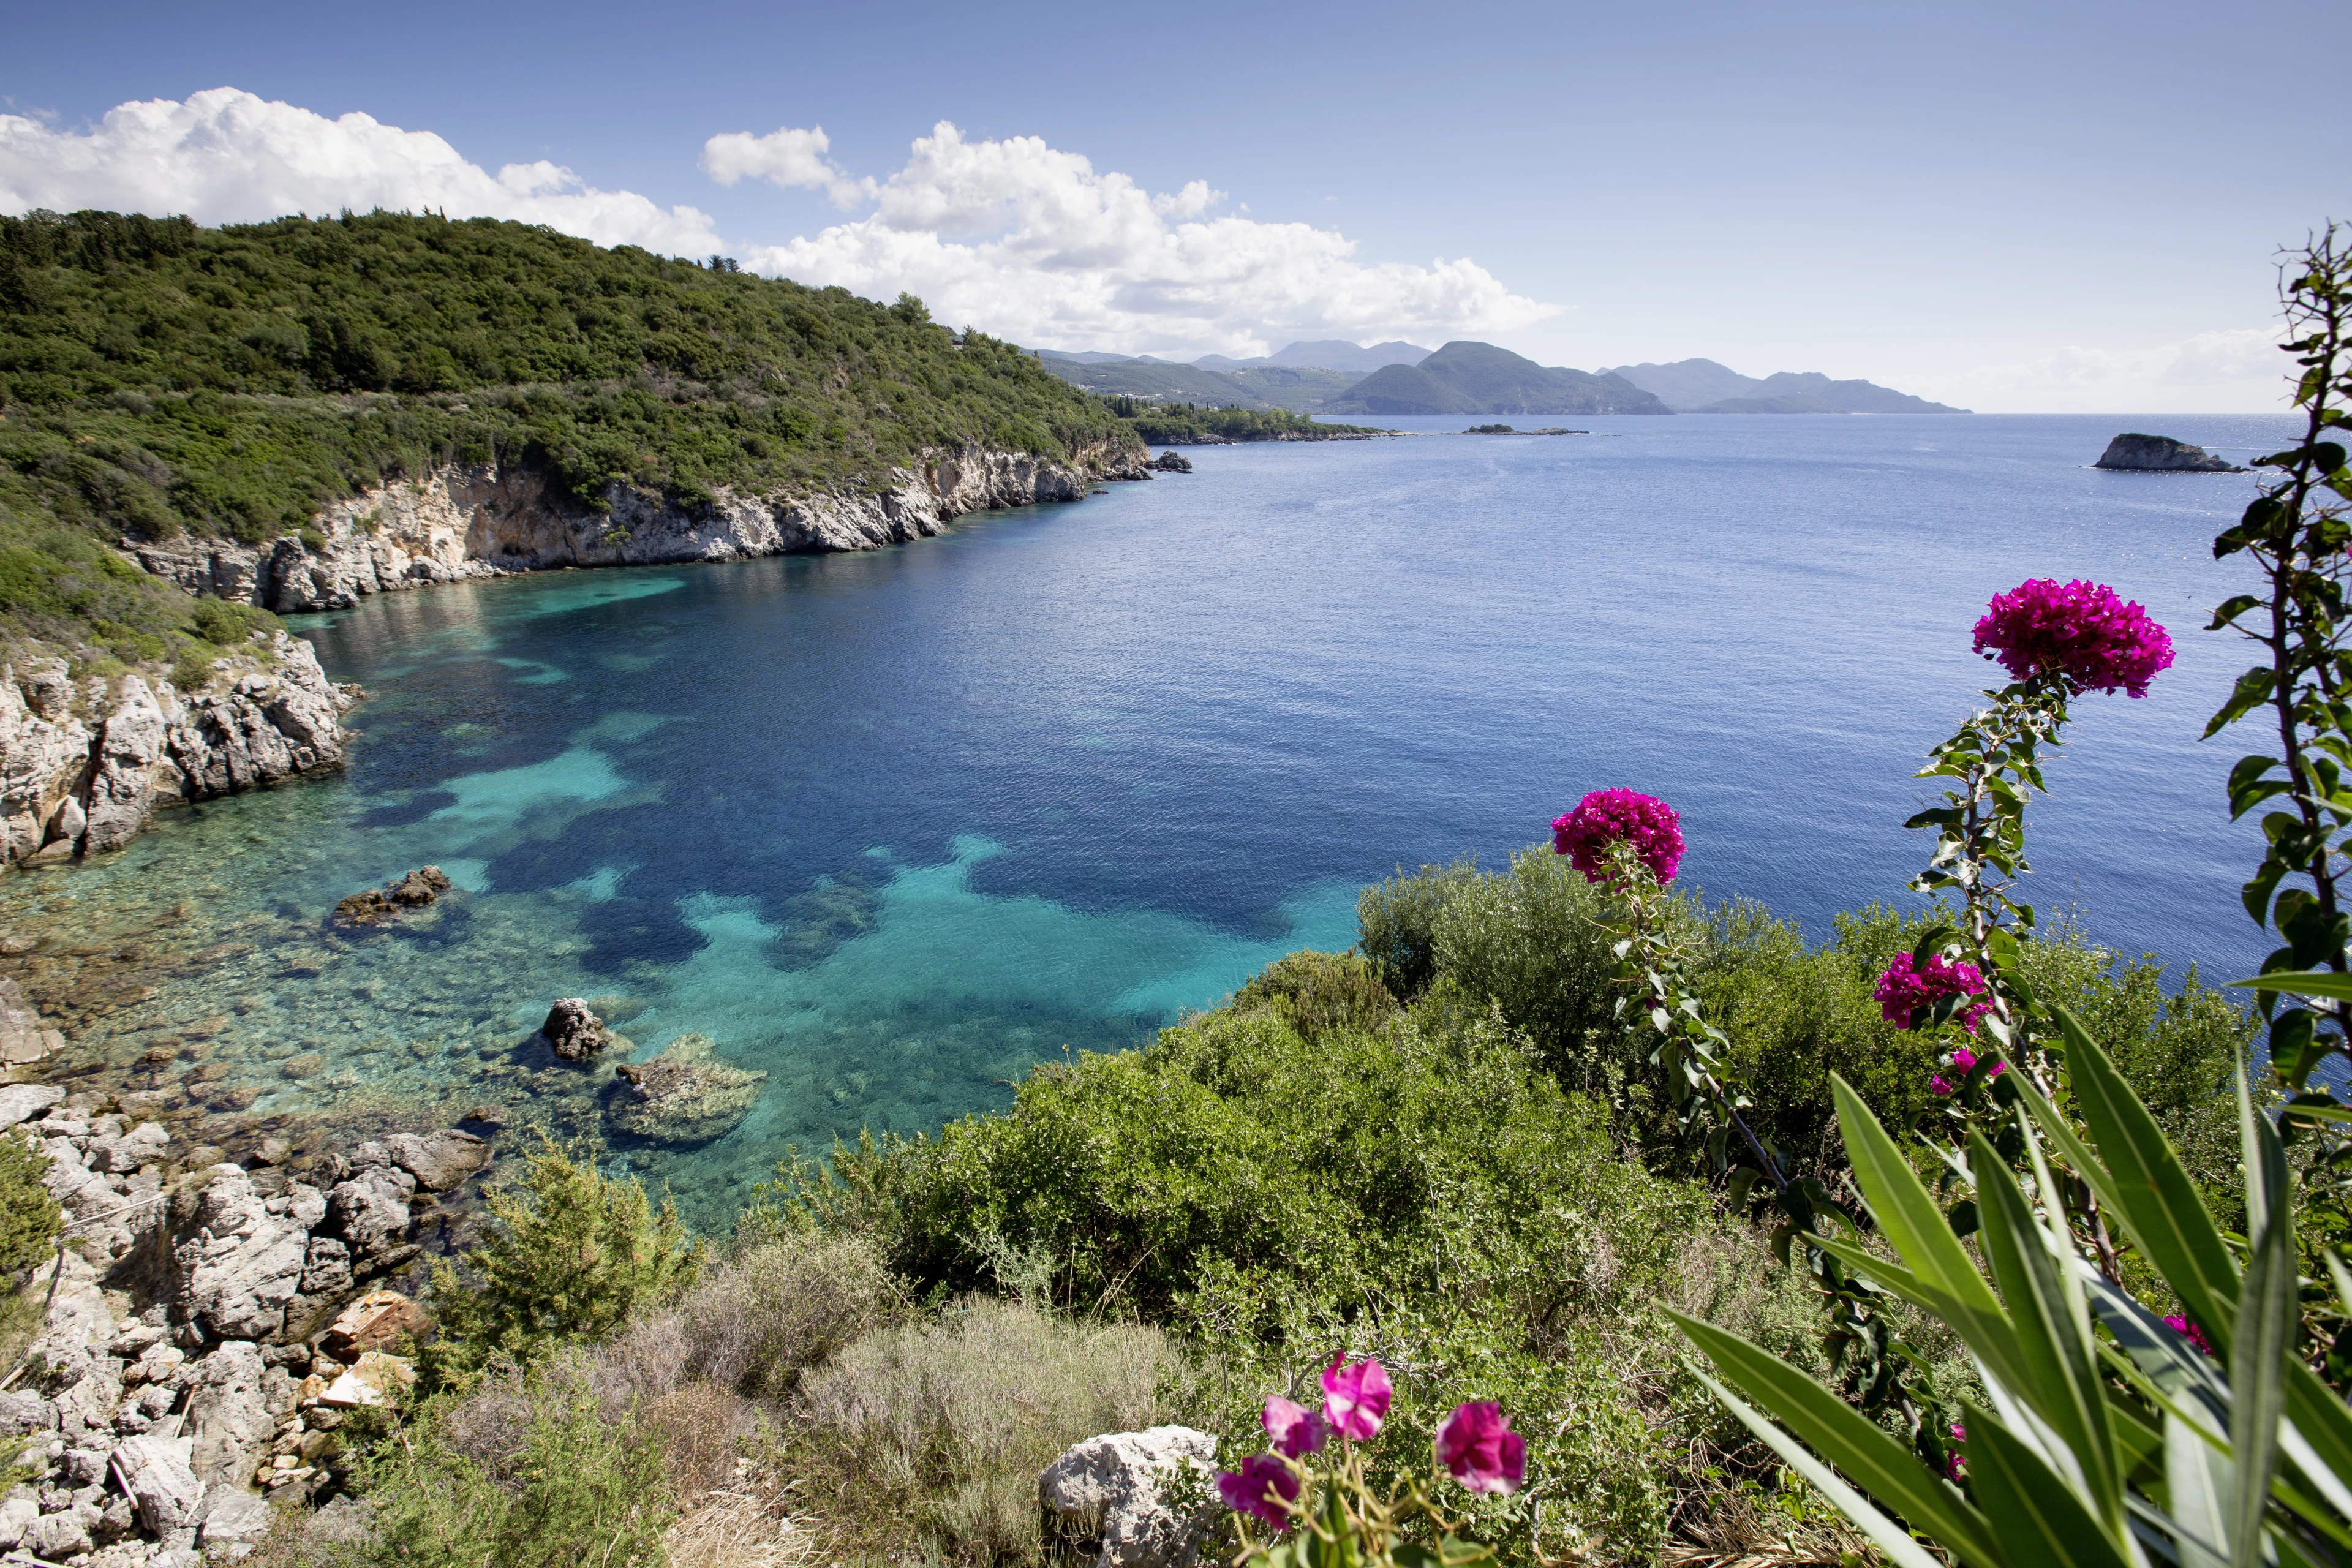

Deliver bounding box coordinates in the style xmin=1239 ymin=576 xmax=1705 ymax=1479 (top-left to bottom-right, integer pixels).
xmin=1039 ymin=342 xmax=1967 ymax=417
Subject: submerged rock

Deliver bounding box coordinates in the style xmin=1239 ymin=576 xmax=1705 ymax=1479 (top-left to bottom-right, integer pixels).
xmin=538 ymin=997 xmax=614 ymax=1061
xmin=333 ymin=865 xmax=451 ymax=926
xmin=2094 ymin=432 xmax=2245 ymax=472
xmin=606 ymin=1033 xmax=766 ymax=1145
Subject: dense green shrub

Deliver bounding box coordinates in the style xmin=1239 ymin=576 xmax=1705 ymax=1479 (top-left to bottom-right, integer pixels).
xmin=0 ymin=208 xmax=1138 ymax=551
xmin=427 ymin=1139 xmax=701 ymax=1384
xmin=348 ymin=1361 xmax=673 ymax=1568
xmin=1228 ymin=948 xmax=1398 ymax=1043
xmin=0 ymin=1131 xmax=61 ymax=1275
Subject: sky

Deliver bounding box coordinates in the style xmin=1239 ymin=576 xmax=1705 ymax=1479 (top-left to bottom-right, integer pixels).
xmin=3 ymin=0 xmax=2345 ymax=412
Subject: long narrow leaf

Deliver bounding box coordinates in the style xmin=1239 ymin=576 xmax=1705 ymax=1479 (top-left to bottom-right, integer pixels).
xmin=2282 ymin=1368 xmax=2352 ymax=1521
xmin=2231 ymin=1060 xmax=2296 ymax=1568
xmin=2165 ymin=1413 xmax=2233 ymax=1568
xmin=1835 ymin=1076 xmax=2008 ymax=1319
xmin=2224 ymin=970 xmax=2352 ymax=1003
xmin=2053 ymin=1008 xmax=2241 ymax=1351
xmin=1673 ymin=1312 xmax=2001 ymax=1567
xmin=1972 ymin=1128 xmax=2123 ymax=1521
xmin=1683 ymin=1365 xmax=1951 ymax=1568
xmin=1964 ymin=1406 xmax=2139 ymax=1568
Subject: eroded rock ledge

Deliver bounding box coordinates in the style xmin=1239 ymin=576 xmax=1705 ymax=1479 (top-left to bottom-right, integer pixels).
xmin=130 ymin=440 xmax=1149 ymax=614
xmin=0 ymin=634 xmax=356 ymax=875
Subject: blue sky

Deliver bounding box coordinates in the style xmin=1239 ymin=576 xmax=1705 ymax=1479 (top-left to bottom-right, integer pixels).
xmin=5 ymin=0 xmax=2344 ymax=410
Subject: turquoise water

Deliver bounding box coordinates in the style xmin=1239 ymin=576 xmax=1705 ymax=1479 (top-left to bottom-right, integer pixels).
xmin=0 ymin=412 xmax=2299 ymax=1224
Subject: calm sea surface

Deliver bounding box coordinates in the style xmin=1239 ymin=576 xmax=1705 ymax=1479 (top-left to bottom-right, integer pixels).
xmin=1 ymin=412 xmax=2301 ymax=1221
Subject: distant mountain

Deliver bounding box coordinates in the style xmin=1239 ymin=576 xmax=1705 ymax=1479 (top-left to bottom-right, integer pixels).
xmin=1328 ymin=341 xmax=1672 ymax=417
xmin=1215 ymin=364 xmax=1368 ymax=410
xmin=1604 ymin=359 xmax=1967 ymax=414
xmin=1602 ymin=359 xmax=1762 ymax=409
xmin=1194 ymin=339 xmax=1432 ymax=374
xmin=1050 ymin=350 xmax=1142 ymax=364
xmin=1038 ymin=353 xmax=1277 ymax=410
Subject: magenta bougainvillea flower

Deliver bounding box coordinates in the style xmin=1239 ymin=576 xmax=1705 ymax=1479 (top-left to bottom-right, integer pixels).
xmin=1931 ymin=1046 xmax=2006 ymax=1096
xmin=1551 ymin=789 xmax=1685 ymax=886
xmin=1434 ymin=1402 xmax=1526 ymax=1495
xmin=1321 ymin=1357 xmax=1393 ymax=1442
xmin=1876 ymin=953 xmax=1992 ymax=1034
xmin=1261 ymin=1396 xmax=1327 ymax=1458
xmin=1972 ymin=578 xmax=2174 ymax=698
xmin=2165 ymin=1315 xmax=2217 ymax=1357
xmin=1217 ymin=1454 xmax=1300 ymax=1528
xmin=1946 ymin=1422 xmax=1967 ymax=1480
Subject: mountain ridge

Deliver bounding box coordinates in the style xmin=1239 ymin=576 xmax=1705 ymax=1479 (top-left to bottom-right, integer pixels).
xmin=1604 ymin=358 xmax=1968 ymax=414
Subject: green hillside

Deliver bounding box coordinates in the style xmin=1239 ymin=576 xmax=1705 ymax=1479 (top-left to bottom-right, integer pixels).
xmin=1104 ymin=398 xmax=1390 ymax=443
xmin=1038 ymin=353 xmax=1276 ymax=409
xmin=0 ymin=208 xmax=1136 ymax=657
xmin=1327 ymin=341 xmax=1672 ymax=416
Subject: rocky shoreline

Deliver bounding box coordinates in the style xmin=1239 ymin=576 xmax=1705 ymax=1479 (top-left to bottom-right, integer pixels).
xmin=2 ymin=1080 xmax=489 ymax=1563
xmin=0 ymin=637 xmax=356 ymax=880
xmin=127 ymin=441 xmax=1149 ymax=614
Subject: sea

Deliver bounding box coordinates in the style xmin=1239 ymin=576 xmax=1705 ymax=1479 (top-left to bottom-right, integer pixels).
xmin=0 ymin=411 xmax=2301 ymax=1225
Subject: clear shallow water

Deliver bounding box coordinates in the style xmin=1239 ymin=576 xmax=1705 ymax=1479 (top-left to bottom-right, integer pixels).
xmin=0 ymin=411 xmax=2300 ymax=1224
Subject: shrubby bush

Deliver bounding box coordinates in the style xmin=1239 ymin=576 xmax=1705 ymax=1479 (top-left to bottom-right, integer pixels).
xmin=0 ymin=1129 xmax=61 ymax=1275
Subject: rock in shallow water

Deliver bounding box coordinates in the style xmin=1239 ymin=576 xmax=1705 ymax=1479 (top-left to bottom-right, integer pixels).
xmin=538 ymin=997 xmax=613 ymax=1061
xmin=605 ymin=1032 xmax=766 ymax=1145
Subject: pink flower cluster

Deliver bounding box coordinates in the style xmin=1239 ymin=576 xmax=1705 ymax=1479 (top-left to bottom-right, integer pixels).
xmin=1946 ymin=1422 xmax=1967 ymax=1481
xmin=2165 ymin=1315 xmax=2216 ymax=1358
xmin=1971 ymin=578 xmax=2175 ymax=698
xmin=1929 ymin=1046 xmax=2005 ymax=1098
xmin=1875 ymin=953 xmax=1991 ymax=1035
xmin=1216 ymin=1357 xmax=1525 ymax=1528
xmin=1551 ymin=789 xmax=1684 ymax=886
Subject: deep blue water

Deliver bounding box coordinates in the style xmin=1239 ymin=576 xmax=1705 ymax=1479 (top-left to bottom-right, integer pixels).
xmin=2 ymin=411 xmax=2299 ymax=1221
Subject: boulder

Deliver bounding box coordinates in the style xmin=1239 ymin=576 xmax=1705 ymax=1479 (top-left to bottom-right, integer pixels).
xmin=320 ymin=1289 xmax=432 ymax=1360
xmin=170 ymin=1167 xmax=310 ymax=1343
xmin=379 ymin=1129 xmax=488 ymax=1193
xmin=538 ymin=997 xmax=613 ymax=1061
xmin=184 ymin=1340 xmax=276 ymax=1490
xmin=0 ymin=1081 xmax=63 ymax=1125
xmin=315 ymin=1351 xmax=414 ymax=1409
xmin=199 ymin=1486 xmax=274 ymax=1547
xmin=1150 ymin=450 xmax=1193 ymax=472
xmin=110 ymin=1433 xmax=205 ymax=1536
xmin=82 ymin=676 xmax=170 ymax=855
xmin=0 ymin=1494 xmax=34 ymax=1551
xmin=1039 ymin=1426 xmax=1221 ymax=1568
xmin=2094 ymin=432 xmax=2245 ymax=472
xmin=24 ymin=1509 xmax=94 ymax=1559
xmin=605 ymin=1033 xmax=767 ymax=1145
xmin=320 ymin=1152 xmax=418 ymax=1278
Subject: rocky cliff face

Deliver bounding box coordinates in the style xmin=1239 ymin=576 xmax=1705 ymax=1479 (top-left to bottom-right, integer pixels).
xmin=130 ymin=440 xmax=1150 ymax=613
xmin=0 ymin=634 xmax=355 ymax=872
xmin=2092 ymin=432 xmax=2246 ymax=472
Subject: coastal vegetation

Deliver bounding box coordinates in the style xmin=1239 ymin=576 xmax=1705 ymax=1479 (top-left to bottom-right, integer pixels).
xmin=1101 ymin=397 xmax=1389 ymax=443
xmin=0 ymin=208 xmax=1135 ymax=653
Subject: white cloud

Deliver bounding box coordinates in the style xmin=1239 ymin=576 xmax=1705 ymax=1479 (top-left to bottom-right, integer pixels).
xmin=1936 ymin=326 xmax=2292 ymax=413
xmin=698 ymin=124 xmax=873 ymax=209
xmin=0 ymin=87 xmax=724 ymax=255
xmin=724 ymin=121 xmax=1556 ymax=356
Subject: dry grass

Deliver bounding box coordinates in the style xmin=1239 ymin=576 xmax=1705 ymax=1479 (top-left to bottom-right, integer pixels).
xmin=793 ymin=1295 xmax=1186 ymax=1567
xmin=665 ymin=1474 xmax=818 ymax=1568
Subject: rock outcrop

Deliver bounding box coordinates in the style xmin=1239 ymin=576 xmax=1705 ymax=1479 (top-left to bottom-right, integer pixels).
xmin=1150 ymin=450 xmax=1193 ymax=473
xmin=537 ymin=997 xmax=616 ymax=1062
xmin=2094 ymin=433 xmax=2246 ymax=472
xmin=0 ymin=633 xmax=356 ymax=869
xmin=129 ymin=441 xmax=1150 ymax=614
xmin=0 ymin=1087 xmax=477 ymax=1562
xmin=1039 ymin=1426 xmax=1220 ymax=1568
xmin=333 ymin=865 xmax=452 ymax=926
xmin=605 ymin=1032 xmax=766 ymax=1145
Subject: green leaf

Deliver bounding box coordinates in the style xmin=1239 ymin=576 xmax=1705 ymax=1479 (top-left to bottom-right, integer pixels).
xmin=2206 ymin=668 xmax=2278 ymax=739
xmin=1673 ymin=1313 xmax=2000 ymax=1568
xmin=2226 ymin=968 xmax=2352 ymax=1001
xmin=2230 ymin=1054 xmax=2294 ymax=1568
xmin=1961 ymin=1407 xmax=2135 ymax=1568
xmin=2163 ymin=1412 xmax=2233 ymax=1568
xmin=1832 ymin=1077 xmax=2005 ymax=1323
xmin=2053 ymin=1008 xmax=2240 ymax=1349
xmin=1970 ymin=1128 xmax=2121 ymax=1523
xmin=2208 ymin=594 xmax=2266 ymax=631
xmin=1680 ymin=1363 xmax=1953 ymax=1568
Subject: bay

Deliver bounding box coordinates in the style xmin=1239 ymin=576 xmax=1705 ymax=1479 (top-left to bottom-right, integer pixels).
xmin=1 ymin=411 xmax=2295 ymax=1224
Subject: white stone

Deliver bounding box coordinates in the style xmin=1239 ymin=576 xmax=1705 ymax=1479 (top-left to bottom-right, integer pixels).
xmin=111 ymin=1433 xmax=205 ymax=1534
xmin=1038 ymin=1426 xmax=1219 ymax=1568
xmin=0 ymin=1082 xmax=62 ymax=1125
